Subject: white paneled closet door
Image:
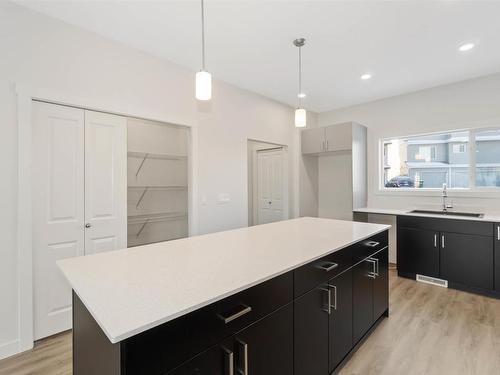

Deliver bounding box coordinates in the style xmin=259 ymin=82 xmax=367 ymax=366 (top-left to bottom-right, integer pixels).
xmin=33 ymin=102 xmax=85 ymax=340
xmin=257 ymin=148 xmax=284 ymax=224
xmin=84 ymin=110 xmax=127 ymax=254
xmin=33 ymin=103 xmax=127 ymax=340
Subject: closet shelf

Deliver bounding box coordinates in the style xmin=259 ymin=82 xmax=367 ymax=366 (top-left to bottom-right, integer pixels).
xmin=128 ymin=212 xmax=188 ymax=223
xmin=128 ymin=151 xmax=187 ymax=161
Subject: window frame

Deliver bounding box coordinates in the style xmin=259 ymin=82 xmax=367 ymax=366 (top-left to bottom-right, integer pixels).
xmin=378 ymin=127 xmax=500 ymax=195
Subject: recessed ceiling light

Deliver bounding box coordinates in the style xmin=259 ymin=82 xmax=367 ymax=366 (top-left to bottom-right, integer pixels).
xmin=459 ymin=43 xmax=475 ymax=52
xmin=298 ymin=93 xmax=306 ymax=98
xmin=360 ymin=73 xmax=372 ymax=80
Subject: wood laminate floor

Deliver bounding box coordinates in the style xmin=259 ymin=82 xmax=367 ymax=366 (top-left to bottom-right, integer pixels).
xmin=1 ymin=270 xmax=500 ymax=375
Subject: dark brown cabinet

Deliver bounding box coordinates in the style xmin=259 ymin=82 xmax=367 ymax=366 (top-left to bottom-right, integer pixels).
xmin=496 ymin=223 xmax=500 ymax=291
xmin=397 ymin=216 xmax=497 ymax=297
xmin=294 ymin=286 xmax=329 ymax=375
xmin=440 ymin=232 xmax=494 ymax=290
xmin=397 ymin=227 xmax=439 ymax=278
xmin=328 ymin=269 xmax=353 ymax=372
xmin=353 ymin=247 xmax=389 ymax=344
xmin=168 ymin=304 xmax=293 ymax=375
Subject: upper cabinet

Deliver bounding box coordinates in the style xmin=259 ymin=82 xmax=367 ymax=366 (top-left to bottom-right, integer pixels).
xmin=301 ymin=122 xmax=360 ymax=155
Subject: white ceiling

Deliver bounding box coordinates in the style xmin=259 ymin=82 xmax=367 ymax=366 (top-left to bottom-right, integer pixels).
xmin=14 ymin=0 xmax=500 ymax=112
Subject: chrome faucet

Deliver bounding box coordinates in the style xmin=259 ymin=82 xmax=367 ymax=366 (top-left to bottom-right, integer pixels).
xmin=442 ymin=183 xmax=453 ymax=212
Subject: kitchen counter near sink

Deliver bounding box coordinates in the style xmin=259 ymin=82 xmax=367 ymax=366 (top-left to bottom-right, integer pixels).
xmin=354 ymin=207 xmax=500 ymax=222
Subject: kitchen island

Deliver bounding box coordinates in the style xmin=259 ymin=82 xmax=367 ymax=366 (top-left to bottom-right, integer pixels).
xmin=58 ymin=217 xmax=390 ymax=375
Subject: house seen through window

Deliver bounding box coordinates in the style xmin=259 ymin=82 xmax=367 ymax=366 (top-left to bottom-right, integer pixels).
xmin=382 ymin=129 xmax=500 ymax=189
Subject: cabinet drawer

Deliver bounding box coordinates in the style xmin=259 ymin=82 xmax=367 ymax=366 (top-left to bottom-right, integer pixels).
xmin=352 ymin=231 xmax=389 ymax=262
xmin=294 ymin=247 xmax=352 ymax=297
xmin=123 ymin=272 xmax=293 ymax=375
xmin=398 ymin=216 xmax=493 ymax=237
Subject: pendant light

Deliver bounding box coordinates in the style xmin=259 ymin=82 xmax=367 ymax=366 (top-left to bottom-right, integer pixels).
xmin=294 ymin=38 xmax=306 ymax=128
xmin=196 ymin=0 xmax=212 ymax=101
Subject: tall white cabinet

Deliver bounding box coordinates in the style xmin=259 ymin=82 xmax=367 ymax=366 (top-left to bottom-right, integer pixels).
xmin=301 ymin=122 xmax=367 ymax=220
xmin=127 ymin=118 xmax=189 ymax=247
xmin=32 ymin=101 xmax=127 ymax=340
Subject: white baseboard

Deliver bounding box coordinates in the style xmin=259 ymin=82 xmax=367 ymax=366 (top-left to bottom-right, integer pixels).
xmin=0 ymin=339 xmax=20 ymax=361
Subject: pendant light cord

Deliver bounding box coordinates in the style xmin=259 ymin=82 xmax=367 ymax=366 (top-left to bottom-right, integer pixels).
xmin=201 ymin=0 xmax=206 ymax=71
xmin=298 ymin=46 xmax=302 ymax=107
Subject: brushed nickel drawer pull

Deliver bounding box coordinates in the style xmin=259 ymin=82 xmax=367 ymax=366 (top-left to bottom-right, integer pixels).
xmin=316 ymin=261 xmax=339 ymax=272
xmin=218 ymin=305 xmax=252 ymax=324
xmin=223 ymin=347 xmax=234 ymax=375
xmin=235 ymin=339 xmax=248 ymax=375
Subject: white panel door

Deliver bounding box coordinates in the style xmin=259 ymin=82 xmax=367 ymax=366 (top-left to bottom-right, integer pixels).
xmin=84 ymin=110 xmax=127 ymax=255
xmin=257 ymin=148 xmax=284 ymax=224
xmin=33 ymin=101 xmax=85 ymax=340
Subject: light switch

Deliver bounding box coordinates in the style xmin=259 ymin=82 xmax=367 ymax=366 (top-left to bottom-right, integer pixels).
xmin=217 ymin=193 xmax=231 ymax=204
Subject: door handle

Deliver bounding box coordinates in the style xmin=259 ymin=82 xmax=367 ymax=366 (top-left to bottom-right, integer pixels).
xmin=328 ymin=284 xmax=337 ymax=311
xmin=235 ymin=339 xmax=248 ymax=375
xmin=366 ymin=259 xmax=377 ymax=278
xmin=441 ymin=235 xmax=445 ymax=248
xmin=325 ymin=139 xmax=329 ymax=150
xmin=497 ymin=225 xmax=500 ymax=241
xmin=320 ymin=287 xmax=332 ymax=315
xmin=434 ymin=234 xmax=438 ymax=248
xmin=322 ymin=140 xmax=325 ymax=151
xmin=365 ymin=241 xmax=380 ymax=248
xmin=85 ymin=223 xmax=92 ymax=229
xmin=218 ymin=304 xmax=252 ymax=324
xmin=223 ymin=347 xmax=234 ymax=375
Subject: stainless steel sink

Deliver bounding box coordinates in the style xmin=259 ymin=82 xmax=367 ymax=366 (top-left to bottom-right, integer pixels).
xmin=409 ymin=209 xmax=484 ymax=218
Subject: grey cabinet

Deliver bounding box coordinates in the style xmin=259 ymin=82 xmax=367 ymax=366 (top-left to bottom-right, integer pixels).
xmin=496 ymin=223 xmax=500 ymax=291
xmin=301 ymin=127 xmax=326 ymax=154
xmin=301 ymin=122 xmax=362 ymax=155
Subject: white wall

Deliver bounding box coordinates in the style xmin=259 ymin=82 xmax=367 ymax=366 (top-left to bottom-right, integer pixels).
xmin=0 ymin=1 xmax=308 ymax=359
xmin=318 ymin=73 xmax=500 ymax=214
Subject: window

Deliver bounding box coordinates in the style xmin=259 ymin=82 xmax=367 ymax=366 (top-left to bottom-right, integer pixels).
xmin=382 ymin=131 xmax=470 ymax=189
xmin=475 ymin=129 xmax=500 ymax=187
xmin=382 ymin=128 xmax=500 ymax=190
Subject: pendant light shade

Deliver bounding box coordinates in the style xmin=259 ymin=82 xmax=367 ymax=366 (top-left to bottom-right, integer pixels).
xmin=295 ymin=108 xmax=307 ymax=128
xmin=196 ymin=70 xmax=212 ymax=101
xmin=293 ymin=38 xmax=306 ymax=128
xmin=196 ymin=0 xmax=212 ymax=101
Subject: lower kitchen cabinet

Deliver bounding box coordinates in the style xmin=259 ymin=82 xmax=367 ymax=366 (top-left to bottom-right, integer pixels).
xmin=294 ymin=286 xmax=329 ymax=375
xmin=397 ymin=227 xmax=439 ymax=278
xmin=329 ymin=269 xmax=353 ymax=372
xmin=353 ymin=247 xmax=389 ymax=344
xmin=352 ymin=258 xmax=374 ymax=343
xmin=372 ymin=248 xmax=389 ymax=319
xmin=168 ymin=304 xmax=293 ymax=375
xmin=440 ymin=232 xmax=494 ymax=290
xmin=496 ymin=223 xmax=500 ymax=291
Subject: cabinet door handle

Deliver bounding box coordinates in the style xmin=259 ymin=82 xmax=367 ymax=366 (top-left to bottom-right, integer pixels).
xmin=441 ymin=235 xmax=445 ymax=248
xmin=326 ymin=139 xmax=329 ymax=150
xmin=434 ymin=234 xmax=438 ymax=248
xmin=366 ymin=259 xmax=377 ymax=278
xmin=497 ymin=225 xmax=500 ymax=241
xmin=235 ymin=339 xmax=248 ymax=375
xmin=320 ymin=287 xmax=332 ymax=315
xmin=328 ymin=284 xmax=337 ymax=311
xmin=223 ymin=347 xmax=234 ymax=375
xmin=316 ymin=261 xmax=339 ymax=272
xmin=218 ymin=304 xmax=252 ymax=324
xmin=365 ymin=241 xmax=380 ymax=248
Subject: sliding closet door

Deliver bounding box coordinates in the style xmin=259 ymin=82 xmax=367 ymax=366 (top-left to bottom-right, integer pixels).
xmin=84 ymin=110 xmax=127 ymax=255
xmin=33 ymin=101 xmax=85 ymax=340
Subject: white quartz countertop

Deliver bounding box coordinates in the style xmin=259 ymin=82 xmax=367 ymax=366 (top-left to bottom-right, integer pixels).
xmin=354 ymin=207 xmax=500 ymax=222
xmin=58 ymin=217 xmax=389 ymax=344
